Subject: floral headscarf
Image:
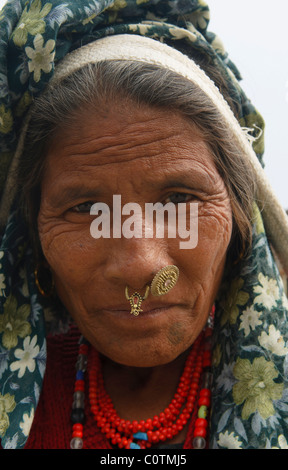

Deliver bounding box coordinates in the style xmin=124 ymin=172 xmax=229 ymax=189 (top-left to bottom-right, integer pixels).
xmin=0 ymin=0 xmax=287 ymax=449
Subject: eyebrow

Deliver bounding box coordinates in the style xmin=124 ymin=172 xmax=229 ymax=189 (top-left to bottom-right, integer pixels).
xmin=49 ymin=185 xmax=102 ymax=208
xmin=149 ymin=169 xmax=215 ymax=192
xmin=159 ymin=178 xmax=209 ymax=191
xmin=145 ymin=158 xmax=216 ymax=191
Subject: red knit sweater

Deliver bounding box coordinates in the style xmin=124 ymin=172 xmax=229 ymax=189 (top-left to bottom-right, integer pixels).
xmin=24 ymin=327 xmax=196 ymax=449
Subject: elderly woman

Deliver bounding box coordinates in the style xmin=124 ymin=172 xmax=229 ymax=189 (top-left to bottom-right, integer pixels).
xmin=0 ymin=0 xmax=288 ymax=450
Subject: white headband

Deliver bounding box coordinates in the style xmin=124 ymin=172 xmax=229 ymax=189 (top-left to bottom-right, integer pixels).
xmin=3 ymin=34 xmax=288 ymax=273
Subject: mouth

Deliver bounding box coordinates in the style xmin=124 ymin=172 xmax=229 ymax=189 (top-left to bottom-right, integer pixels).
xmin=100 ymin=302 xmax=179 ymax=318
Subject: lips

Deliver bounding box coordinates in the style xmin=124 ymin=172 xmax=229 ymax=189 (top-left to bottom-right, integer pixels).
xmin=99 ymin=301 xmax=178 ymax=316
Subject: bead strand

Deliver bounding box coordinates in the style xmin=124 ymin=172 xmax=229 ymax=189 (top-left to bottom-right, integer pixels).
xmin=70 ymin=338 xmax=89 ymax=449
xmin=88 ymin=330 xmax=209 ymax=449
xmin=70 ymin=310 xmax=214 ymax=449
xmin=192 ymin=319 xmax=213 ymax=449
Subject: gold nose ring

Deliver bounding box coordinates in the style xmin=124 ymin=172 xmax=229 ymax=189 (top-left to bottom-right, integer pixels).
xmin=125 ymin=285 xmax=150 ymax=316
xmin=150 ymin=265 xmax=179 ymax=297
xmin=125 ymin=265 xmax=179 ymax=315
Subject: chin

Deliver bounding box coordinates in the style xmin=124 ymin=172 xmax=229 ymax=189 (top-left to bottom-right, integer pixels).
xmin=101 ymin=344 xmax=186 ymax=369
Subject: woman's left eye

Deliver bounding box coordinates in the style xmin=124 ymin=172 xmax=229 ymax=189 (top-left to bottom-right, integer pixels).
xmin=164 ymin=193 xmax=194 ymax=204
xmin=70 ymin=201 xmax=94 ymax=213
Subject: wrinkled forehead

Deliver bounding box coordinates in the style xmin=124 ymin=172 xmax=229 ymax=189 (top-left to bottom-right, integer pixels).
xmin=42 ymin=98 xmax=219 ymax=189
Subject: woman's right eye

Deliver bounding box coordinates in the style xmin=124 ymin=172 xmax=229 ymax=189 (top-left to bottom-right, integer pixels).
xmin=70 ymin=201 xmax=95 ymax=213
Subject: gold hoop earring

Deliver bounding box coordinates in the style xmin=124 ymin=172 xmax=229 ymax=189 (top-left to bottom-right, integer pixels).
xmin=151 ymin=265 xmax=179 ymax=297
xmin=125 ymin=285 xmax=150 ymax=316
xmin=34 ymin=265 xmax=55 ymax=298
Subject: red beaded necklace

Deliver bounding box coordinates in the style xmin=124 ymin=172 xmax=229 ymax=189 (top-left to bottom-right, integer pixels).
xmin=70 ymin=315 xmax=213 ymax=450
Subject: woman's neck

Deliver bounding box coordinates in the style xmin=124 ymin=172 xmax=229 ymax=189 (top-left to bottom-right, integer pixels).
xmin=101 ymin=350 xmax=189 ymax=422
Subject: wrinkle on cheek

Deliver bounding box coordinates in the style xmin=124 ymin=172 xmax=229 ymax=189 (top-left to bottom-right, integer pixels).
xmin=38 ymin=222 xmax=62 ymax=255
xmin=199 ymin=197 xmax=232 ymax=239
xmin=38 ymin=221 xmax=86 ymax=268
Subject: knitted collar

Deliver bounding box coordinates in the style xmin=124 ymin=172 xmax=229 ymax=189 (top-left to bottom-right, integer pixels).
xmin=0 ymin=0 xmax=288 ymax=449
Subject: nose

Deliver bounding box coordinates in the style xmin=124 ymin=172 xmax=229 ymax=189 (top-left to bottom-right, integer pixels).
xmin=102 ymin=236 xmax=173 ymax=291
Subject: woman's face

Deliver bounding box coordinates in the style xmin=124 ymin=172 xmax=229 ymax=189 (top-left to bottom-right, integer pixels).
xmin=38 ymin=98 xmax=233 ymax=367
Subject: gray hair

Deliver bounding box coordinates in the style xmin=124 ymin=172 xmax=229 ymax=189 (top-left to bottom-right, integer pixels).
xmin=18 ymin=58 xmax=255 ymax=264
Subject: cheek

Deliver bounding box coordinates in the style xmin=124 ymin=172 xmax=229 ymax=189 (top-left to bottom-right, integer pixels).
xmin=37 ymin=221 xmax=106 ymax=319
xmin=199 ymin=202 xmax=233 ymax=251
xmin=37 ymin=215 xmax=97 ymax=285
xmin=178 ymin=198 xmax=233 ymax=292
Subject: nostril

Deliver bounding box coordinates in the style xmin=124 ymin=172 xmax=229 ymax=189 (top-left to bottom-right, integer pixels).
xmin=101 ymin=235 xmax=171 ymax=288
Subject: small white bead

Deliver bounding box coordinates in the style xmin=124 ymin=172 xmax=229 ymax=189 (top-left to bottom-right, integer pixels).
xmin=70 ymin=437 xmax=83 ymax=449
xmin=192 ymin=436 xmax=206 ymax=449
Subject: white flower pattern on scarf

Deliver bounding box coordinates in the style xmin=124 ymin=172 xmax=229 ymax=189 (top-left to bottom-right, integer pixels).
xmin=25 ymin=34 xmax=55 ymax=83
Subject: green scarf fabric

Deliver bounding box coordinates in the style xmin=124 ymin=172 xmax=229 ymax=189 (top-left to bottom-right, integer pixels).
xmin=0 ymin=0 xmax=287 ymax=449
